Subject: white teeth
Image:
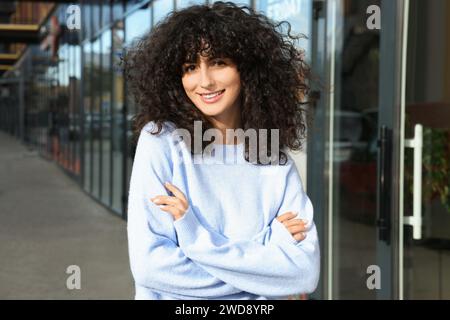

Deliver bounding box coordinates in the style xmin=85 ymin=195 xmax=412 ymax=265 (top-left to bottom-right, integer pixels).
xmin=202 ymin=90 xmax=223 ymax=99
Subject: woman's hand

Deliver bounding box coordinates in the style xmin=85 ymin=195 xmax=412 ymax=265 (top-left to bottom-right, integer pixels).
xmin=151 ymin=182 xmax=189 ymax=221
xmin=276 ymin=212 xmax=308 ymax=242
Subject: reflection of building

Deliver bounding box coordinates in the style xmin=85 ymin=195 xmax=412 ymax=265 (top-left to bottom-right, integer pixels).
xmin=0 ymin=2 xmax=54 ymax=140
xmin=0 ymin=0 xmax=449 ymax=300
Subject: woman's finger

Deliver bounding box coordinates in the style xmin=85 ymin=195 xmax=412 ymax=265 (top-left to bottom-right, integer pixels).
xmin=164 ymin=182 xmax=187 ymax=201
xmin=287 ymin=224 xmax=307 ymax=234
xmin=151 ymin=195 xmax=184 ymax=208
xmin=293 ymin=232 xmax=306 ymax=242
xmin=276 ymin=211 xmax=297 ymax=223
xmin=159 ymin=204 xmax=184 ymax=219
xmin=283 ymin=218 xmax=308 ymax=228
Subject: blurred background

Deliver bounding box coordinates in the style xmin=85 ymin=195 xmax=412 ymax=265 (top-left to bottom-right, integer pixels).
xmin=0 ymin=0 xmax=449 ymax=300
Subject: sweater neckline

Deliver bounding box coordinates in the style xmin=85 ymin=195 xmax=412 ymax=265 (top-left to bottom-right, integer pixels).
xmin=202 ymin=142 xmax=246 ymax=164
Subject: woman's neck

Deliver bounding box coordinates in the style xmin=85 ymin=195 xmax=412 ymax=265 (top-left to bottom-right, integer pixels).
xmin=207 ymin=113 xmax=242 ymax=145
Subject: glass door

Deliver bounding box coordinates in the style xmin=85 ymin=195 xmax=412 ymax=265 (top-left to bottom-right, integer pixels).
xmin=309 ymin=0 xmax=408 ymax=299
xmin=401 ymin=0 xmax=450 ymax=299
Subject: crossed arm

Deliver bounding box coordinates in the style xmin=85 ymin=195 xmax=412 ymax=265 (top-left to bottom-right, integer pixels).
xmin=127 ymin=129 xmax=320 ymax=299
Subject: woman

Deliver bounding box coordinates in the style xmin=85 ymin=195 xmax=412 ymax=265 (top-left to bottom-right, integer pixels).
xmin=125 ymin=1 xmax=320 ymax=300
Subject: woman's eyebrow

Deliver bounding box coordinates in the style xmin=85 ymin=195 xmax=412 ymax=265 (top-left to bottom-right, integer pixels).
xmin=182 ymin=56 xmax=230 ymax=65
xmin=208 ymin=56 xmax=230 ymax=62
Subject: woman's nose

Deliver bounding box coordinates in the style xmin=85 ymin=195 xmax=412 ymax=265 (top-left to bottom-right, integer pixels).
xmin=199 ymin=66 xmax=215 ymax=89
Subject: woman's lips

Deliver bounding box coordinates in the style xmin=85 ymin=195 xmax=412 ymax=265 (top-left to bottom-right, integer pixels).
xmin=199 ymin=89 xmax=225 ymax=104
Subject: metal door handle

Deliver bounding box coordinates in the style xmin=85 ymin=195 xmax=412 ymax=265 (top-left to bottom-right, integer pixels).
xmin=377 ymin=126 xmax=392 ymax=244
xmin=404 ymin=124 xmax=423 ymax=240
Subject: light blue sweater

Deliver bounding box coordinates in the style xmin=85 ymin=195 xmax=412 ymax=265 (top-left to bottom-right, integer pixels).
xmin=127 ymin=121 xmax=320 ymax=300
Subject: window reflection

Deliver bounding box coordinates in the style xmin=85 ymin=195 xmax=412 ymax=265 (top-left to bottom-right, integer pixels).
xmin=92 ymin=2 xmax=101 ymax=36
xmin=73 ymin=45 xmax=82 ymax=177
xmin=256 ymin=0 xmax=312 ymax=60
xmin=125 ymin=5 xmax=151 ymax=46
xmin=112 ymin=20 xmax=125 ymax=214
xmin=58 ymin=44 xmax=70 ymax=171
xmin=210 ymin=0 xmax=250 ymax=6
xmin=176 ymin=0 xmax=205 ymax=10
xmin=153 ymin=0 xmax=174 ymax=26
xmin=102 ymin=1 xmax=111 ymax=28
xmin=112 ymin=0 xmax=124 ymax=22
xmin=126 ymin=0 xmax=148 ymax=12
xmin=68 ymin=45 xmax=75 ymax=174
xmin=83 ymin=42 xmax=92 ymax=192
xmin=101 ymin=30 xmax=112 ymax=205
xmin=92 ymin=36 xmax=101 ymax=198
xmin=83 ymin=2 xmax=92 ymax=42
xmin=331 ymin=0 xmax=380 ymax=299
xmin=124 ymin=5 xmax=152 ymax=201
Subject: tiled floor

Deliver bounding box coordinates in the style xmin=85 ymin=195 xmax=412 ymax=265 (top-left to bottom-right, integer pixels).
xmin=0 ymin=131 xmax=134 ymax=299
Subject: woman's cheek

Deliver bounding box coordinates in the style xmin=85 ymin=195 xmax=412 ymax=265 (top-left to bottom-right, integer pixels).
xmin=183 ymin=77 xmax=200 ymax=97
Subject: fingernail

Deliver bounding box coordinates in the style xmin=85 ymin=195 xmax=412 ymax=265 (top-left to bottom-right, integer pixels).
xmin=302 ymin=219 xmax=308 ymax=224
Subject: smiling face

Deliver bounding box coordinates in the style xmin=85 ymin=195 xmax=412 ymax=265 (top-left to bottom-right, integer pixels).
xmin=181 ymin=53 xmax=242 ymax=130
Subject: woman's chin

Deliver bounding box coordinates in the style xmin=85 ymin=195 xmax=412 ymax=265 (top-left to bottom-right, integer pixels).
xmin=196 ymin=104 xmax=226 ymax=117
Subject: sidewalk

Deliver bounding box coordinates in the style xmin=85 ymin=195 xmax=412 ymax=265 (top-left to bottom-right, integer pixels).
xmin=0 ymin=131 xmax=134 ymax=299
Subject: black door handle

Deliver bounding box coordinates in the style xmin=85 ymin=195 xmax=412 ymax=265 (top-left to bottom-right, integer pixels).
xmin=377 ymin=125 xmax=392 ymax=244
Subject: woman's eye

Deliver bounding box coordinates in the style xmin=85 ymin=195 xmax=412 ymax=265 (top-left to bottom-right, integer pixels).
xmin=213 ymin=60 xmax=226 ymax=66
xmin=183 ymin=65 xmax=196 ymax=72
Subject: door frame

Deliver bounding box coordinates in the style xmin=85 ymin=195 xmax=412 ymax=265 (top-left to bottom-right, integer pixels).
xmin=377 ymin=0 xmax=410 ymax=300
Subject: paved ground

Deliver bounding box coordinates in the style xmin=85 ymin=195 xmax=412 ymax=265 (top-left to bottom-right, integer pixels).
xmin=0 ymin=131 xmax=134 ymax=299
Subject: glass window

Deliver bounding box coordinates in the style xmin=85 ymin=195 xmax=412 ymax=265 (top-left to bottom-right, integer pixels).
xmin=255 ymin=0 xmax=312 ymax=60
xmin=327 ymin=0 xmax=380 ymax=299
xmin=64 ymin=45 xmax=70 ymax=171
xmin=102 ymin=0 xmax=111 ymax=27
xmin=59 ymin=45 xmax=70 ymax=171
xmin=68 ymin=45 xmax=75 ymax=174
xmin=124 ymin=5 xmax=151 ymax=46
xmin=123 ymin=4 xmax=151 ymax=181
xmin=153 ymin=0 xmax=174 ymax=26
xmin=83 ymin=42 xmax=92 ymax=192
xmin=83 ymin=1 xmax=92 ymax=40
xmin=91 ymin=36 xmax=101 ymax=199
xmin=92 ymin=2 xmax=101 ymax=36
xmin=101 ymin=30 xmax=112 ymax=206
xmin=57 ymin=45 xmax=64 ymax=166
xmin=74 ymin=45 xmax=82 ymax=178
xmin=126 ymin=0 xmax=148 ymax=12
xmin=124 ymin=5 xmax=152 ymax=212
xmin=176 ymin=0 xmax=205 ymax=10
xmin=58 ymin=4 xmax=69 ymax=30
xmin=112 ymin=20 xmax=125 ymax=214
xmin=112 ymin=0 xmax=124 ymax=21
xmin=210 ymin=0 xmax=251 ymax=6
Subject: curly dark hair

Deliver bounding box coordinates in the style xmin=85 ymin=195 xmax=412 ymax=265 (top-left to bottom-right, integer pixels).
xmin=125 ymin=1 xmax=311 ymax=164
